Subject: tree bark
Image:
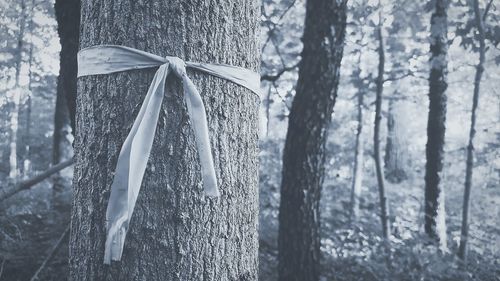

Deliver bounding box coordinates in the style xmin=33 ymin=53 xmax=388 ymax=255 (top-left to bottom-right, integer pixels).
xmin=458 ymin=0 xmax=486 ymax=261
xmin=374 ymin=22 xmax=390 ymax=240
xmin=384 ymin=98 xmax=407 ymax=183
xmin=425 ymin=0 xmax=448 ymax=249
xmin=278 ymin=1 xmax=347 ymax=280
xmin=70 ymin=1 xmax=260 ymax=280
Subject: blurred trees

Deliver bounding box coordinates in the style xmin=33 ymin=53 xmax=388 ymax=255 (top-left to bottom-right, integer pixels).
xmin=278 ymin=0 xmax=348 ymax=280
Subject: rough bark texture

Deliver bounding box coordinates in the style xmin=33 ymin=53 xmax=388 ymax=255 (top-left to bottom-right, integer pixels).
xmin=384 ymin=98 xmax=407 ymax=183
xmin=374 ymin=24 xmax=390 ymax=240
xmin=278 ymin=1 xmax=347 ymax=280
xmin=458 ymin=0 xmax=485 ymax=261
xmin=425 ymin=0 xmax=448 ymax=248
xmin=70 ymin=1 xmax=260 ymax=280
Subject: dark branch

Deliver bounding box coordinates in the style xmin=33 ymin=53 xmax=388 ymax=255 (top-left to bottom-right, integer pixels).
xmin=261 ymin=0 xmax=298 ymax=52
xmin=383 ymin=71 xmax=425 ymax=82
xmin=483 ymin=0 xmax=494 ymax=21
xmin=0 ymin=158 xmax=75 ymax=203
xmin=261 ymin=62 xmax=300 ymax=82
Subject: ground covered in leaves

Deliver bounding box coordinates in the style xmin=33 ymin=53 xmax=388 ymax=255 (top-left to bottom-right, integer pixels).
xmin=0 ymin=181 xmax=70 ymax=281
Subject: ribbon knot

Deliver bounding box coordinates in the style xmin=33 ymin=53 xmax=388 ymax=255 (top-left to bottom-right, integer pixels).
xmin=166 ymin=56 xmax=187 ymax=77
xmin=77 ymin=45 xmax=260 ymax=264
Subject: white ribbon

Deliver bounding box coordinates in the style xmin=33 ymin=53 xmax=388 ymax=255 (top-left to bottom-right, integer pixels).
xmin=77 ymin=45 xmax=260 ymax=264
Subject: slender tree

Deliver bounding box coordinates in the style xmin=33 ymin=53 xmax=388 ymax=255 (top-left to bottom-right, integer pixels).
xmin=350 ymin=53 xmax=365 ymax=219
xmin=458 ymin=0 xmax=487 ymax=261
xmin=373 ymin=13 xmax=390 ymax=240
xmin=70 ymin=1 xmax=260 ymax=280
xmin=425 ymin=0 xmax=449 ymax=249
xmin=22 ymin=0 xmax=35 ymax=179
xmin=278 ymin=0 xmax=348 ymax=280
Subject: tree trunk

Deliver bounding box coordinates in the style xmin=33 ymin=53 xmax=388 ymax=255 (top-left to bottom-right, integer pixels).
xmin=9 ymin=0 xmax=27 ymax=180
xmin=278 ymin=1 xmax=347 ymax=280
xmin=374 ymin=22 xmax=390 ymax=240
xmin=350 ymin=89 xmax=364 ymax=219
xmin=54 ymin=0 xmax=79 ymax=134
xmin=425 ymin=0 xmax=448 ymax=249
xmin=265 ymin=84 xmax=272 ymax=137
xmin=384 ymin=98 xmax=407 ymax=183
xmin=23 ymin=0 xmax=35 ymax=179
xmin=458 ymin=0 xmax=486 ymax=261
xmin=70 ymin=1 xmax=260 ymax=280
xmin=52 ymin=0 xmax=79 ymax=208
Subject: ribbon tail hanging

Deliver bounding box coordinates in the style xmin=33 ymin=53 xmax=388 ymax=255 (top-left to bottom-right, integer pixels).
xmin=104 ymin=64 xmax=170 ymax=264
xmin=182 ymin=76 xmax=219 ymax=197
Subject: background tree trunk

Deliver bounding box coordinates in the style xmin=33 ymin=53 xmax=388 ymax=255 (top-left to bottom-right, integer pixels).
xmin=425 ymin=0 xmax=448 ymax=249
xmin=22 ymin=0 xmax=35 ymax=179
xmin=70 ymin=1 xmax=260 ymax=280
xmin=52 ymin=0 xmax=79 ymax=208
xmin=54 ymin=0 xmax=79 ymax=134
xmin=374 ymin=21 xmax=390 ymax=240
xmin=278 ymin=1 xmax=347 ymax=280
xmin=458 ymin=0 xmax=486 ymax=261
xmin=351 ymin=88 xmax=364 ymax=219
xmin=9 ymin=0 xmax=27 ymax=180
xmin=384 ymin=98 xmax=407 ymax=183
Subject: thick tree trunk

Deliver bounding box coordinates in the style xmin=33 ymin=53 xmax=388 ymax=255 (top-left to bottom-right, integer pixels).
xmin=384 ymin=98 xmax=407 ymax=183
xmin=350 ymin=89 xmax=364 ymax=219
xmin=9 ymin=0 xmax=27 ymax=180
xmin=374 ymin=23 xmax=390 ymax=240
xmin=278 ymin=1 xmax=347 ymax=280
xmin=425 ymin=0 xmax=448 ymax=249
xmin=458 ymin=0 xmax=486 ymax=261
xmin=70 ymin=1 xmax=260 ymax=280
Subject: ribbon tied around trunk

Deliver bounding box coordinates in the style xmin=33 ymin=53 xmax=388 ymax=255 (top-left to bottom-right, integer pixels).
xmin=77 ymin=45 xmax=260 ymax=264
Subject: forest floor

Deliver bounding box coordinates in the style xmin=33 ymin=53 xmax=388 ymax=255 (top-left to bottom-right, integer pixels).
xmin=0 ymin=139 xmax=498 ymax=281
xmin=0 ymin=181 xmax=71 ymax=281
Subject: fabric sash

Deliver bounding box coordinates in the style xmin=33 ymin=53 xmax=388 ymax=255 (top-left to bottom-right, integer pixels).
xmin=77 ymin=45 xmax=260 ymax=264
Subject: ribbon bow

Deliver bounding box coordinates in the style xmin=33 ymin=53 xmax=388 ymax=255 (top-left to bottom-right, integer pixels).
xmin=77 ymin=45 xmax=260 ymax=264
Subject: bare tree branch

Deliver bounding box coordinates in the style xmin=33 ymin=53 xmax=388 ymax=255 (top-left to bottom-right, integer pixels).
xmin=261 ymin=62 xmax=299 ymax=82
xmin=483 ymin=0 xmax=494 ymax=21
xmin=0 ymin=158 xmax=75 ymax=203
